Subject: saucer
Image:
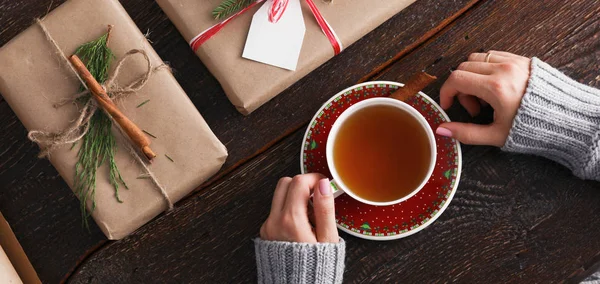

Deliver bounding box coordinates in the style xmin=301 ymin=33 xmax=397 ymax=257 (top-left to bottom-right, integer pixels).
xmin=300 ymin=81 xmax=462 ymax=240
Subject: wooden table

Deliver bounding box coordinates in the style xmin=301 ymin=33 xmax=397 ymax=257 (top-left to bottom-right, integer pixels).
xmin=1 ymin=0 xmax=599 ymax=282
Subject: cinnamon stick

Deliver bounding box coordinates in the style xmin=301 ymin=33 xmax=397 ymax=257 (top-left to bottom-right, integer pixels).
xmin=69 ymin=54 xmax=156 ymax=161
xmin=390 ymin=71 xmax=437 ymax=102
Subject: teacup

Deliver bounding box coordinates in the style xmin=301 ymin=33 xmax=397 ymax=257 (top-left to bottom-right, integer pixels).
xmin=326 ymin=97 xmax=437 ymax=206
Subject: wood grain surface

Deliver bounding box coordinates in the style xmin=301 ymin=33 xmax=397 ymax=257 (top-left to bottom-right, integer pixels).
xmin=0 ymin=0 xmax=599 ymax=282
xmin=0 ymin=0 xmax=477 ymax=282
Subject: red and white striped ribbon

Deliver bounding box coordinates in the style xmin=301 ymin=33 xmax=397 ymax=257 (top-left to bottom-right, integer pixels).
xmin=304 ymin=0 xmax=342 ymax=55
xmin=268 ymin=0 xmax=289 ymax=23
xmin=189 ymin=0 xmax=343 ymax=55
xmin=190 ymin=0 xmax=265 ymax=52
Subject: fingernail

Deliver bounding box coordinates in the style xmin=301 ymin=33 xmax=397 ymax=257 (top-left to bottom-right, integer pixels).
xmin=436 ymin=127 xmax=453 ymax=137
xmin=319 ymin=178 xmax=332 ymax=196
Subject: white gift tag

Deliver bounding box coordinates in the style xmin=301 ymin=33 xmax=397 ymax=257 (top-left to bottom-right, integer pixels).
xmin=242 ymin=0 xmax=306 ymax=71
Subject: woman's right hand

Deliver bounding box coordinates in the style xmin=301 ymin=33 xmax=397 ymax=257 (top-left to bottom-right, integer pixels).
xmin=435 ymin=51 xmax=531 ymax=147
xmin=259 ymin=174 xmax=339 ymax=244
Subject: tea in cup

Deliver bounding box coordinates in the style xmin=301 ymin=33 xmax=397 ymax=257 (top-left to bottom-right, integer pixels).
xmin=326 ymin=97 xmax=436 ymax=206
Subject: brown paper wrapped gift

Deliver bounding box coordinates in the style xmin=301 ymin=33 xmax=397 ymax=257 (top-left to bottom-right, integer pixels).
xmin=0 ymin=247 xmax=22 ymax=284
xmin=0 ymin=0 xmax=228 ymax=239
xmin=157 ymin=0 xmax=416 ymax=114
xmin=0 ymin=212 xmax=41 ymax=284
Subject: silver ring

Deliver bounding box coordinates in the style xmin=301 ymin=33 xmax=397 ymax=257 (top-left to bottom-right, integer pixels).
xmin=484 ymin=53 xmax=492 ymax=63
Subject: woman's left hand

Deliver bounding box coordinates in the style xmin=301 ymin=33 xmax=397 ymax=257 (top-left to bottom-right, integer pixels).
xmin=437 ymin=50 xmax=531 ymax=147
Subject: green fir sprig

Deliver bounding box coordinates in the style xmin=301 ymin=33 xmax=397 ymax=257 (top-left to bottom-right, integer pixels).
xmin=73 ymin=30 xmax=128 ymax=228
xmin=212 ymin=0 xmax=255 ymax=20
xmin=136 ymin=99 xmax=150 ymax=108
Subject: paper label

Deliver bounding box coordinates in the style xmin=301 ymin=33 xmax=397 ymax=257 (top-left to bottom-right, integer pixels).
xmin=242 ymin=0 xmax=306 ymax=71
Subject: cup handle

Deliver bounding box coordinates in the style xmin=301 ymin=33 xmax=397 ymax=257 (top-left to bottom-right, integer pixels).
xmin=330 ymin=179 xmax=345 ymax=198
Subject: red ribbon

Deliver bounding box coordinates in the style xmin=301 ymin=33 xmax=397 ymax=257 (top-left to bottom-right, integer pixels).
xmin=268 ymin=0 xmax=289 ymax=23
xmin=304 ymin=0 xmax=341 ymax=55
xmin=190 ymin=0 xmax=343 ymax=56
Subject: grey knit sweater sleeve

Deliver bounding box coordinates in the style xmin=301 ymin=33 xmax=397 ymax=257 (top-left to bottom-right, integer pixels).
xmin=254 ymin=238 xmax=345 ymax=284
xmin=502 ymin=57 xmax=600 ymax=181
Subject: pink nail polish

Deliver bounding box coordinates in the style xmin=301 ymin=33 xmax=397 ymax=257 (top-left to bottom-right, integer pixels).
xmin=319 ymin=178 xmax=332 ymax=196
xmin=436 ymin=127 xmax=453 ymax=137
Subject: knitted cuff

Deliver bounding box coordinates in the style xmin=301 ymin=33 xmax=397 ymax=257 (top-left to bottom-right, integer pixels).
xmin=502 ymin=57 xmax=600 ymax=180
xmin=254 ymin=238 xmax=345 ymax=284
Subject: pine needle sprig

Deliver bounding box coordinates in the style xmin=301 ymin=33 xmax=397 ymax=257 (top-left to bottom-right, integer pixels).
xmin=212 ymin=0 xmax=255 ymax=20
xmin=72 ymin=30 xmax=128 ymax=229
xmin=75 ymin=32 xmax=114 ymax=86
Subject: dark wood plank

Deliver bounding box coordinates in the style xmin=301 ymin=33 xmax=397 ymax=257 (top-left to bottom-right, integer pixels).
xmin=69 ymin=0 xmax=600 ymax=282
xmin=0 ymin=0 xmax=476 ymax=282
xmin=68 ymin=130 xmax=307 ymax=283
xmin=67 ymin=130 xmax=600 ymax=283
xmin=0 ymin=110 xmax=107 ymax=282
xmin=371 ymin=0 xmax=600 ymax=281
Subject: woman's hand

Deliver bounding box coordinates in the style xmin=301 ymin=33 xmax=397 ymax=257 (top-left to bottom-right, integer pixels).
xmin=260 ymin=173 xmax=339 ymax=243
xmin=436 ymin=50 xmax=531 ymax=147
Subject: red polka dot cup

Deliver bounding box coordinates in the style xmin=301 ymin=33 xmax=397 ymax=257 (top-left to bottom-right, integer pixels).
xmin=326 ymin=97 xmax=437 ymax=206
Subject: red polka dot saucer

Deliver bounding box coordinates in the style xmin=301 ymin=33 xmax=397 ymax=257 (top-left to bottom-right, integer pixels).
xmin=300 ymin=81 xmax=462 ymax=240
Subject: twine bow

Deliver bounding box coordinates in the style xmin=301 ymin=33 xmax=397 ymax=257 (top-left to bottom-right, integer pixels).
xmin=28 ymin=19 xmax=174 ymax=210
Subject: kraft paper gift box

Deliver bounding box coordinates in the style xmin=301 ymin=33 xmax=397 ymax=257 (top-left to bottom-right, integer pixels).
xmin=0 ymin=212 xmax=41 ymax=284
xmin=157 ymin=0 xmax=417 ymax=115
xmin=0 ymin=0 xmax=228 ymax=239
xmin=0 ymin=246 xmax=23 ymax=284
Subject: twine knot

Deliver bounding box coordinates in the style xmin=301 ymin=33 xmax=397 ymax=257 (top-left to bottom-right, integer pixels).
xmin=28 ymin=19 xmax=174 ymax=211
